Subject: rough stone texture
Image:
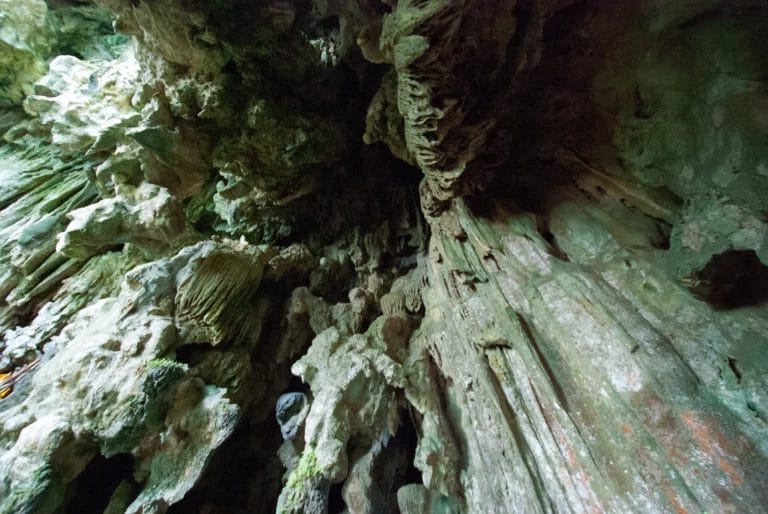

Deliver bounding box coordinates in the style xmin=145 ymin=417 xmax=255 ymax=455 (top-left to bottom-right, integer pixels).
xmin=291 ymin=320 xmax=406 ymax=483
xmin=58 ymin=181 xmax=197 ymax=260
xmin=0 ymin=142 xmax=99 ymax=342
xmin=0 ymin=0 xmax=50 ymax=107
xmin=1 ymin=1 xmax=768 ymax=513
xmin=417 ymin=200 xmax=768 ymax=512
xmin=276 ymin=392 xmax=309 ymax=441
xmin=0 ymin=241 xmax=260 ymax=513
xmin=23 ymin=49 xmax=141 ymax=152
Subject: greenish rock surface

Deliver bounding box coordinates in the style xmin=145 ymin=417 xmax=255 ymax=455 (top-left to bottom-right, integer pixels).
xmin=1 ymin=1 xmax=768 ymax=513
xmin=0 ymin=0 xmax=50 ymax=107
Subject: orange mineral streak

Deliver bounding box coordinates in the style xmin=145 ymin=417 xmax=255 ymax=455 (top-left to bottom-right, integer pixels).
xmin=663 ymin=484 xmax=690 ymax=514
xmin=0 ymin=372 xmax=12 ymax=399
xmin=681 ymin=411 xmax=744 ymax=488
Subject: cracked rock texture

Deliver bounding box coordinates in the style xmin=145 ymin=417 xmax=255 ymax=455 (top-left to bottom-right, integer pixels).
xmin=1 ymin=1 xmax=768 ymax=513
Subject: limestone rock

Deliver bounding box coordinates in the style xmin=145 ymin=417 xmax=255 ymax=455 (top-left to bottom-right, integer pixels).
xmin=0 ymin=242 xmax=259 ymax=513
xmin=0 ymin=142 xmax=98 ymax=320
xmin=276 ymin=392 xmax=310 ymax=442
xmin=290 ymin=323 xmax=405 ymax=483
xmin=23 ymin=49 xmax=141 ymax=153
xmin=397 ymin=484 xmax=460 ymax=514
xmin=57 ymin=182 xmax=197 ymax=260
xmin=0 ymin=0 xmax=50 ymax=106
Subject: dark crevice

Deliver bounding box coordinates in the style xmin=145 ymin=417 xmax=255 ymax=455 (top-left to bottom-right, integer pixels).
xmin=397 ymin=410 xmax=424 ymax=487
xmin=651 ymin=220 xmax=671 ymax=250
xmin=482 ymin=352 xmax=554 ymax=512
xmin=746 ymin=401 xmax=766 ymax=423
xmin=536 ymin=218 xmax=570 ymax=262
xmin=285 ymin=374 xmax=310 ymax=395
xmin=221 ymin=59 xmax=239 ymax=75
xmin=328 ymin=481 xmax=345 ymax=513
xmin=11 ymin=307 xmax=37 ymax=330
xmin=728 ymin=357 xmax=742 ymax=384
xmin=633 ymin=85 xmax=653 ymax=119
xmin=174 ymin=342 xmax=216 ymax=365
xmin=425 ymin=352 xmax=465 ymax=494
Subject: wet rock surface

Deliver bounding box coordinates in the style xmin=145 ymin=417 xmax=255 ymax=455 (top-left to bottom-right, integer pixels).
xmin=0 ymin=1 xmax=767 ymax=513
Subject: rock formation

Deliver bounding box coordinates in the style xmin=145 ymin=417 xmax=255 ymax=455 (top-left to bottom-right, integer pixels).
xmin=1 ymin=0 xmax=767 ymax=513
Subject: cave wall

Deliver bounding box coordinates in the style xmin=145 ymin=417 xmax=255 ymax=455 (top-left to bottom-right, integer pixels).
xmin=0 ymin=1 xmax=767 ymax=513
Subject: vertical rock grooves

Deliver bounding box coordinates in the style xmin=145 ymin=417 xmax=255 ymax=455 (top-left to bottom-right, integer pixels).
xmin=1 ymin=1 xmax=768 ymax=513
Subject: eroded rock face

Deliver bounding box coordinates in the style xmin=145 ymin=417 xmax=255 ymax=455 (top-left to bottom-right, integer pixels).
xmin=1 ymin=1 xmax=767 ymax=513
xmin=0 ymin=0 xmax=50 ymax=107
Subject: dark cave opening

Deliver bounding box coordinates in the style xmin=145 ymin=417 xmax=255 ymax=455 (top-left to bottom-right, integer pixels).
xmin=688 ymin=249 xmax=768 ymax=310
xmin=174 ymin=342 xmax=217 ymax=367
xmin=167 ymin=283 xmax=318 ymax=514
xmin=394 ymin=408 xmax=424 ymax=489
xmin=167 ymin=408 xmax=286 ymax=514
xmin=327 ymin=406 xmax=422 ymax=514
xmin=61 ymin=453 xmax=136 ymax=514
